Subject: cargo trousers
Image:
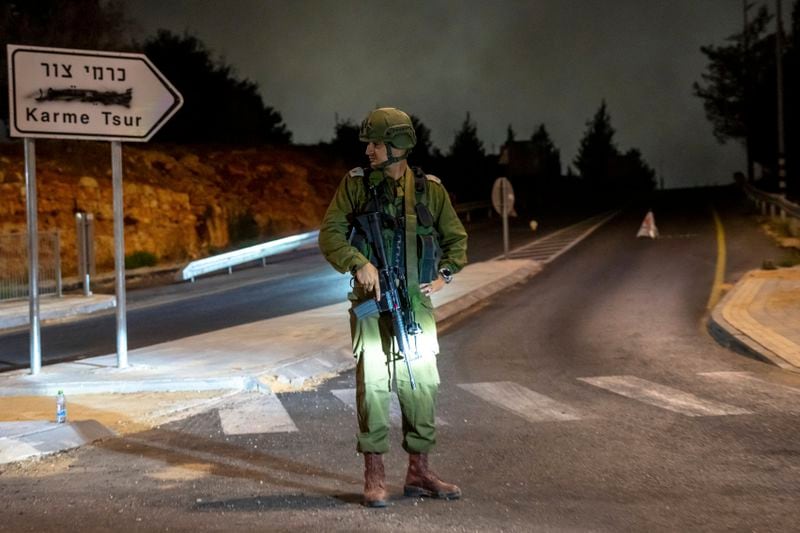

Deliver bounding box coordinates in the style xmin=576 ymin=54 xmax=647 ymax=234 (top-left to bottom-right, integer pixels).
xmin=348 ymin=290 xmax=441 ymax=454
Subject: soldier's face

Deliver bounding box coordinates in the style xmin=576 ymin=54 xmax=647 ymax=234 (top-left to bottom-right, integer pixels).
xmin=366 ymin=141 xmax=388 ymax=168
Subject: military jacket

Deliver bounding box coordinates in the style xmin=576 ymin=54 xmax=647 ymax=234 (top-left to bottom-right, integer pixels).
xmin=318 ymin=166 xmax=467 ymax=298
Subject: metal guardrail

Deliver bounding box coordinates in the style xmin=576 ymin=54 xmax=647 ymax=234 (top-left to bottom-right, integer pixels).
xmin=455 ymin=200 xmax=492 ymax=222
xmin=743 ymin=183 xmax=800 ymax=220
xmin=177 ymin=200 xmax=492 ymax=282
xmin=177 ymin=230 xmax=320 ymax=282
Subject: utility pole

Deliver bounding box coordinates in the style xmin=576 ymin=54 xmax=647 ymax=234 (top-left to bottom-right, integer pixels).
xmin=775 ymin=0 xmax=787 ymax=196
xmin=743 ymin=0 xmax=755 ymax=182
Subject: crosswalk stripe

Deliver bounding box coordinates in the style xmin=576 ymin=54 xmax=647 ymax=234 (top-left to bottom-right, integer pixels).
xmin=578 ymin=375 xmax=752 ymax=417
xmin=331 ymin=388 xmax=448 ymax=426
xmin=699 ymin=371 xmax=800 ymax=412
xmin=457 ymin=381 xmax=584 ymax=422
xmin=218 ymin=392 xmax=298 ymax=435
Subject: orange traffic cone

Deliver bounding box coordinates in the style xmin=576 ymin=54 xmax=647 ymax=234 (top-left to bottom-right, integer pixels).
xmin=637 ymin=210 xmax=659 ymax=239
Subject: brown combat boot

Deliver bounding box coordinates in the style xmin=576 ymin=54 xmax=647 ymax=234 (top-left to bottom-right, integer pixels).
xmin=403 ymin=452 xmax=461 ymax=500
xmin=363 ymin=452 xmax=388 ymax=507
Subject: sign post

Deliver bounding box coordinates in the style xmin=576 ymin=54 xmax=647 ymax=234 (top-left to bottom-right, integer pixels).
xmin=111 ymin=140 xmax=127 ymax=367
xmin=7 ymin=44 xmax=183 ymax=372
xmin=492 ymin=177 xmax=516 ymax=259
xmin=24 ymin=138 xmax=41 ymax=374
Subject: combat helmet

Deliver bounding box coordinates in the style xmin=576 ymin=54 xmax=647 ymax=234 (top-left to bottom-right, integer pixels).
xmin=360 ymin=107 xmax=416 ymax=167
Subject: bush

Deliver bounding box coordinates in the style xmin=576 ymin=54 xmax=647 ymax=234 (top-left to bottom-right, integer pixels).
xmin=778 ymin=251 xmax=800 ymax=268
xmin=125 ymin=251 xmax=158 ymax=269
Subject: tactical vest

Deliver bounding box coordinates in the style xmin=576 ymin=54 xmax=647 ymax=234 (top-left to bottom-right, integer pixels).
xmin=349 ymin=166 xmax=442 ymax=284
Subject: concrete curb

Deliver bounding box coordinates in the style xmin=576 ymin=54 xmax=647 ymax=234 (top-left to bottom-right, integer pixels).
xmin=434 ymin=260 xmax=543 ymax=322
xmin=0 ymin=294 xmax=116 ymax=330
xmin=707 ymin=284 xmax=799 ymax=373
xmin=0 ymin=420 xmax=116 ymax=464
xmin=263 ymin=260 xmax=544 ymax=389
xmin=0 ymin=258 xmax=545 ymax=465
xmin=0 ymin=375 xmax=264 ymax=397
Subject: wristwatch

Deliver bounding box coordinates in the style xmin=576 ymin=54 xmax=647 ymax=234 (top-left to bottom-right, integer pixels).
xmin=439 ymin=267 xmax=453 ymax=284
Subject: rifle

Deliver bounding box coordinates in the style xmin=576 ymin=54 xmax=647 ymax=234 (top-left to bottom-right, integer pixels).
xmin=351 ymin=189 xmax=422 ymax=390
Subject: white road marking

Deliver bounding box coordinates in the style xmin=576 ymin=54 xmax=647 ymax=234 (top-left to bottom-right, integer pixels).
xmin=699 ymin=371 xmax=800 ymax=413
xmin=457 ymin=381 xmax=585 ymax=422
xmin=331 ymin=388 xmax=448 ymax=426
xmin=578 ymin=375 xmax=752 ymax=417
xmin=499 ymin=211 xmax=619 ymax=263
xmin=218 ymin=392 xmax=298 ymax=435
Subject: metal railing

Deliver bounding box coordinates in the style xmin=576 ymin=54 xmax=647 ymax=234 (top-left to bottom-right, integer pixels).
xmin=177 ymin=200 xmax=493 ymax=283
xmin=0 ymin=231 xmax=63 ymax=301
xmin=743 ymin=183 xmax=800 ymax=220
xmin=177 ymin=230 xmax=320 ymax=282
xmin=455 ymin=201 xmax=492 ymax=222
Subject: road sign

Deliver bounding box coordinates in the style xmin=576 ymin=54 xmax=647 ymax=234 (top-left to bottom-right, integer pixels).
xmin=6 ymin=44 xmax=183 ymax=142
xmin=492 ymin=177 xmax=515 ymax=216
xmin=492 ymin=177 xmax=516 ymax=259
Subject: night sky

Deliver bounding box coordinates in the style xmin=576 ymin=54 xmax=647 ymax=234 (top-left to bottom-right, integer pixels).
xmin=126 ymin=0 xmax=750 ymax=189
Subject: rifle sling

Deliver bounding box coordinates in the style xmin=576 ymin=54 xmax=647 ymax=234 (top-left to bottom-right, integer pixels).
xmin=403 ymin=167 xmax=420 ymax=299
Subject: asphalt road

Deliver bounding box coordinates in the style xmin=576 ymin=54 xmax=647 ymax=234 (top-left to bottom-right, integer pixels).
xmin=0 ymin=208 xmax=582 ymax=370
xmin=2 ymin=188 xmax=799 ymax=531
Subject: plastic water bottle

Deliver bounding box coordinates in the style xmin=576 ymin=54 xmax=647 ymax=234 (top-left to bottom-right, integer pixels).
xmin=56 ymin=390 xmax=67 ymax=424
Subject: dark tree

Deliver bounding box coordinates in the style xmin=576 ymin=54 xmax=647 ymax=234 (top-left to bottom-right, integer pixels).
xmin=410 ymin=115 xmax=444 ymax=174
xmin=330 ymin=115 xmax=362 ymax=165
xmin=498 ymin=123 xmax=562 ymax=213
xmin=447 ymin=112 xmax=489 ymax=202
xmin=787 ymin=1 xmax=800 ymax=194
xmin=410 ymin=115 xmax=433 ymax=162
xmin=530 ymin=124 xmax=562 ymax=180
xmin=574 ymin=101 xmax=655 ymax=201
xmin=1 ymin=0 xmax=132 ymax=126
xmin=694 ymin=6 xmax=774 ymax=181
xmin=142 ymin=30 xmax=291 ymax=144
xmin=615 ymin=149 xmax=656 ymax=194
xmin=574 ymin=100 xmax=619 ymax=187
xmin=694 ymin=1 xmax=800 ymax=196
xmin=505 ymin=124 xmax=516 ymax=144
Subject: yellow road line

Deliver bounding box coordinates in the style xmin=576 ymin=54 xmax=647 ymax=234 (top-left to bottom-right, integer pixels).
xmin=707 ymin=209 xmax=727 ymax=310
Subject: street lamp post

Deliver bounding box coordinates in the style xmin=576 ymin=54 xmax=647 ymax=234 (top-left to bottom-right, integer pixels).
xmin=775 ymin=0 xmax=787 ymax=197
xmin=743 ymin=0 xmax=755 ymax=182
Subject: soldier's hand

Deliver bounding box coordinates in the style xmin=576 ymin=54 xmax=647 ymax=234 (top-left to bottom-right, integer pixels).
xmin=356 ymin=263 xmax=381 ymax=301
xmin=420 ymin=276 xmax=446 ymax=297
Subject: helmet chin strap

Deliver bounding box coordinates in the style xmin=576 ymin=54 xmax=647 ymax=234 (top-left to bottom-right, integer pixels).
xmin=374 ymin=143 xmax=410 ymax=170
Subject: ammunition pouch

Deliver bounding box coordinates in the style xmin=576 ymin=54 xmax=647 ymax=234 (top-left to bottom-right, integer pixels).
xmin=354 ymin=167 xmax=442 ymax=283
xmin=418 ymin=234 xmax=442 ymax=284
xmin=416 ymin=202 xmax=434 ymax=228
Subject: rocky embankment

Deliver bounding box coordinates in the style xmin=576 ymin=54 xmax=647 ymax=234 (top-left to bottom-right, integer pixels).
xmin=0 ymin=141 xmax=346 ymax=276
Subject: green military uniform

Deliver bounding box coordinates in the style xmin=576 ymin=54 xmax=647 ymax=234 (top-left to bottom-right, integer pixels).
xmin=319 ymin=164 xmax=467 ymax=454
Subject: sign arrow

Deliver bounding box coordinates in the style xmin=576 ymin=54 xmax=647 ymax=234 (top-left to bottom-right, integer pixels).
xmin=7 ymin=44 xmax=183 ymax=142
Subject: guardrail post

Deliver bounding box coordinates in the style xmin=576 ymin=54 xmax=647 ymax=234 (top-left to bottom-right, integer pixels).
xmin=76 ymin=213 xmax=94 ymax=296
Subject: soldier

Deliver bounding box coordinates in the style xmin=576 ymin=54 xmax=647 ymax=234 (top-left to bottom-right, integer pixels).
xmin=318 ymin=107 xmax=468 ymax=507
